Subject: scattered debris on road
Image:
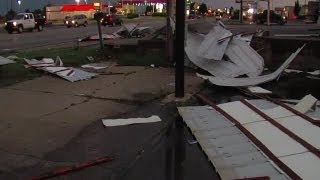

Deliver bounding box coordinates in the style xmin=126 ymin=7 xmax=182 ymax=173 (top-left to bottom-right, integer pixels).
xmin=24 ymin=56 xmax=97 ymax=82
xmin=79 ymin=24 xmax=152 ymax=42
xmin=102 ymin=115 xmax=161 ymax=127
xmin=247 ymin=86 xmax=272 ymax=94
xmin=81 ymin=63 xmax=108 ymax=70
xmin=0 ymin=56 xmax=16 ymax=66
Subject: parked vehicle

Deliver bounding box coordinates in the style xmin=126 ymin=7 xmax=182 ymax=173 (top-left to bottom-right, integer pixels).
xmin=253 ymin=10 xmax=287 ymax=25
xmin=63 ymin=15 xmax=71 ymax=25
xmin=101 ymin=14 xmax=123 ymax=26
xmin=66 ymin=14 xmax=88 ymax=28
xmin=4 ymin=13 xmax=44 ymax=34
xmin=188 ymin=14 xmax=200 ymax=19
xmin=215 ymin=13 xmax=222 ymax=20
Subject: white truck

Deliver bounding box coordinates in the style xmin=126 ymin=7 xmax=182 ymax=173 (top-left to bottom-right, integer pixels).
xmin=4 ymin=13 xmax=44 ymax=34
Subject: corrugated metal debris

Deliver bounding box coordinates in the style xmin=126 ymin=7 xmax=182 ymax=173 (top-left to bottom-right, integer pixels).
xmin=196 ymin=44 xmax=305 ymax=87
xmin=24 ymin=57 xmax=97 ymax=82
xmin=184 ymin=96 xmax=320 ymax=179
xmin=81 ymin=63 xmax=108 ymax=70
xmin=79 ymin=24 xmax=152 ymax=42
xmin=102 ymin=115 xmax=161 ymax=127
xmin=0 ymin=56 xmax=16 ymax=66
xmin=186 ymin=22 xmax=265 ymax=79
xmin=178 ymin=106 xmax=289 ymax=180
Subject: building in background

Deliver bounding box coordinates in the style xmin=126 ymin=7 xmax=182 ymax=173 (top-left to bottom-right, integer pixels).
xmin=46 ymin=4 xmax=107 ymax=21
xmin=120 ymin=0 xmax=166 ymax=15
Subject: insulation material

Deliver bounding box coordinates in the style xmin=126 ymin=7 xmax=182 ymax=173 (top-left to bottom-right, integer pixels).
xmin=196 ymin=44 xmax=305 ymax=87
xmin=198 ymin=23 xmax=233 ymax=60
xmin=102 ymin=115 xmax=161 ymax=127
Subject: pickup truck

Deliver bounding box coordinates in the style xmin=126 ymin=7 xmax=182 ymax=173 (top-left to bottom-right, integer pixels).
xmin=4 ymin=13 xmax=44 ymax=34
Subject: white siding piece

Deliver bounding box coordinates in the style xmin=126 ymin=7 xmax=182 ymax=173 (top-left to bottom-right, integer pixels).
xmin=101 ymin=115 xmax=161 ymax=127
xmin=280 ymin=152 xmax=320 ymax=180
xmin=248 ymin=86 xmax=272 ymax=94
xmin=293 ymin=94 xmax=318 ymax=114
xmin=186 ymin=32 xmax=246 ymax=78
xmin=0 ymin=56 xmax=16 ymax=65
xmin=218 ymin=101 xmax=265 ymax=124
xmin=198 ymin=24 xmax=233 ymax=60
xmin=178 ymin=106 xmax=234 ymax=132
xmin=196 ymin=44 xmax=305 ymax=87
xmin=276 ymin=116 xmax=320 ymax=149
xmin=225 ymin=39 xmax=264 ymax=77
xmin=244 ymin=121 xmax=308 ymax=157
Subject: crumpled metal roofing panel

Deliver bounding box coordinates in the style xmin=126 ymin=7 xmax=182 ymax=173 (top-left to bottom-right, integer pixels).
xmin=198 ymin=24 xmax=232 ymax=60
xmin=0 ymin=56 xmax=16 ymax=65
xmin=225 ymin=38 xmax=264 ymax=77
xmin=178 ymin=106 xmax=288 ymax=180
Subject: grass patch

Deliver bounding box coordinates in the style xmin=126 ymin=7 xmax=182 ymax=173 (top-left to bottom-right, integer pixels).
xmin=117 ymin=49 xmax=168 ymax=66
xmin=0 ymin=63 xmax=40 ymax=87
xmin=0 ymin=46 xmax=103 ymax=87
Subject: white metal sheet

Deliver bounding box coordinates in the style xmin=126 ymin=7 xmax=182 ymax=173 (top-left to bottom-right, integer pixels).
xmin=0 ymin=56 xmax=15 ymax=65
xmin=225 ymin=38 xmax=264 ymax=77
xmin=248 ymin=86 xmax=272 ymax=94
xmin=178 ymin=106 xmax=234 ymax=131
xmin=261 ymin=106 xmax=295 ymax=119
xmin=196 ymin=44 xmax=305 ymax=87
xmin=101 ymin=115 xmax=161 ymax=127
xmin=178 ymin=106 xmax=288 ymax=180
xmin=293 ymin=94 xmax=318 ymax=113
xmin=276 ymin=116 xmax=320 ymax=149
xmin=244 ymin=121 xmax=307 ymax=157
xmin=185 ymin=32 xmax=246 ymax=78
xmin=218 ymin=101 xmax=265 ymax=124
xmin=198 ymin=24 xmax=232 ymax=60
xmin=280 ymin=152 xmax=320 ymax=180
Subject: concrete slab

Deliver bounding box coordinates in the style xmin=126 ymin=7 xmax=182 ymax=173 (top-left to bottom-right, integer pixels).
xmin=0 ymin=99 xmax=134 ymax=159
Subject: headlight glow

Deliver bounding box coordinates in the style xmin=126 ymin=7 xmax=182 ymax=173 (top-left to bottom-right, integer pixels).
xmin=72 ymin=20 xmax=75 ymax=24
xmin=4 ymin=22 xmax=7 ymax=26
xmin=66 ymin=21 xmax=69 ymax=24
xmin=13 ymin=22 xmax=17 ymax=26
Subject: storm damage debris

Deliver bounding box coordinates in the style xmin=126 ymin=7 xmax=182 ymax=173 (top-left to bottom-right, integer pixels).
xmin=196 ymin=44 xmax=305 ymax=87
xmin=24 ymin=57 xmax=97 ymax=82
xmin=81 ymin=63 xmax=108 ymax=70
xmin=102 ymin=115 xmax=161 ymax=127
xmin=0 ymin=56 xmax=16 ymax=66
xmin=186 ymin=22 xmax=264 ymax=78
xmin=186 ymin=22 xmax=305 ymax=86
xmin=293 ymin=94 xmax=318 ymax=114
xmin=247 ymin=86 xmax=272 ymax=94
xmin=189 ymin=94 xmax=320 ymax=179
xmin=79 ymin=24 xmax=152 ymax=42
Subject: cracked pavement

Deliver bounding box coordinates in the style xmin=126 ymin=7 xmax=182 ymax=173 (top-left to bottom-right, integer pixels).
xmin=0 ymin=65 xmax=216 ymax=179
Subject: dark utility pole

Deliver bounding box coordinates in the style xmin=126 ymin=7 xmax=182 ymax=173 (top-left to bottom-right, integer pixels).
xmin=240 ymin=0 xmax=243 ymax=23
xmin=175 ymin=0 xmax=185 ymax=97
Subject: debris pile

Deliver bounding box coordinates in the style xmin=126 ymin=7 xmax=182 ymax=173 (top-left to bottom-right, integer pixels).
xmin=185 ymin=22 xmax=306 ymax=87
xmin=178 ymin=94 xmax=320 ymax=179
xmin=79 ymin=24 xmax=152 ymax=42
xmin=24 ymin=56 xmax=97 ymax=82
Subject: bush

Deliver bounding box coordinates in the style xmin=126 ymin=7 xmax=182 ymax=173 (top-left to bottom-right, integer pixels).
xmin=127 ymin=13 xmax=139 ymax=19
xmin=152 ymin=12 xmax=166 ymax=17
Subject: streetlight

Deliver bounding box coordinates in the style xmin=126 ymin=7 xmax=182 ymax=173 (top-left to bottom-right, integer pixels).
xmin=17 ymin=0 xmax=21 ymax=12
